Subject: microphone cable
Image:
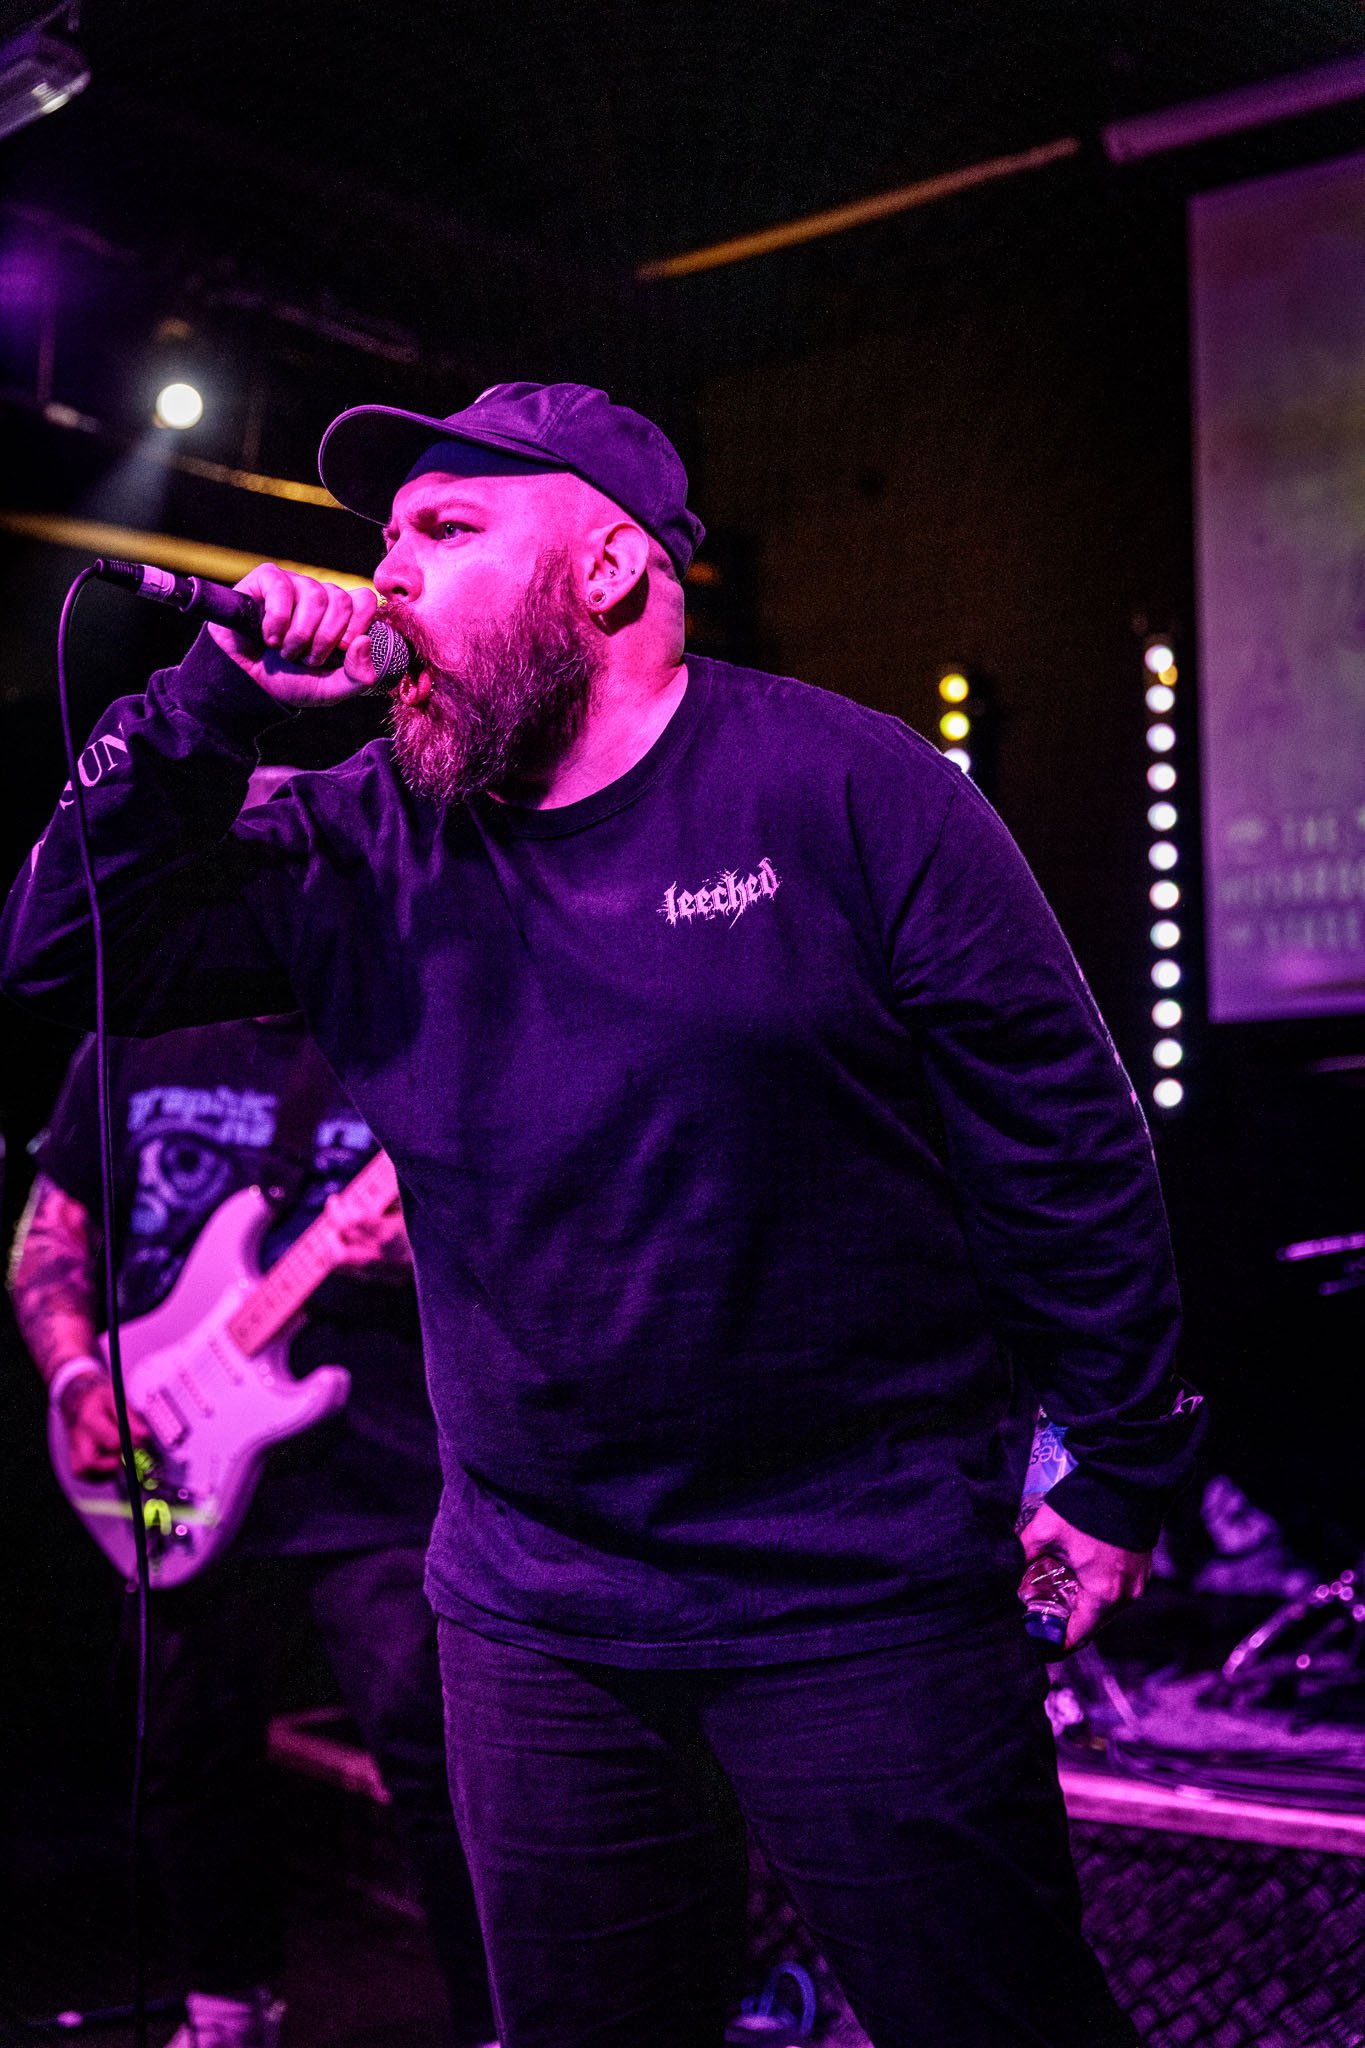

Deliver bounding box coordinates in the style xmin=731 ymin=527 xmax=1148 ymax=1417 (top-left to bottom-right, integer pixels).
xmin=55 ymin=567 xmax=153 ymax=2048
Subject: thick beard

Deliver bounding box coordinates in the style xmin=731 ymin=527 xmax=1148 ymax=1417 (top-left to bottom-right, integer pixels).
xmin=385 ymin=550 xmax=603 ymax=805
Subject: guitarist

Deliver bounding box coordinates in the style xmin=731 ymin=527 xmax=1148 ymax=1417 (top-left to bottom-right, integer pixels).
xmin=9 ymin=1015 xmax=496 ymax=2048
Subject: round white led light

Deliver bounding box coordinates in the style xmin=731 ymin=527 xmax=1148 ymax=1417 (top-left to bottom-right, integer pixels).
xmin=1145 ymin=684 xmax=1175 ymax=715
xmin=154 ymin=381 xmax=204 ymax=430
xmin=1148 ymin=841 xmax=1178 ymax=871
xmin=1146 ymin=723 xmax=1175 ymax=753
xmin=1153 ymin=1038 xmax=1183 ymax=1069
xmin=1147 ymin=762 xmax=1176 ymax=792
xmin=1148 ymin=802 xmax=1177 ymax=831
xmin=1149 ymin=880 xmax=1180 ymax=910
xmin=1150 ymin=920 xmax=1181 ymax=949
xmin=1151 ymin=959 xmax=1181 ymax=989
xmin=1152 ymin=999 xmax=1182 ymax=1029
xmin=1144 ymin=643 xmax=1175 ymax=675
xmin=944 ymin=747 xmax=972 ymax=773
xmin=1153 ymin=1077 xmax=1184 ymax=1109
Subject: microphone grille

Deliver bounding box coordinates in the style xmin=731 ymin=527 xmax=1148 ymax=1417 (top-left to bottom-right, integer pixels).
xmin=367 ymin=617 xmax=413 ymax=686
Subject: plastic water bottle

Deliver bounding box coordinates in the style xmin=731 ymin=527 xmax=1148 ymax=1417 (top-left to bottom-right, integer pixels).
xmin=1017 ymin=1415 xmax=1078 ymax=1654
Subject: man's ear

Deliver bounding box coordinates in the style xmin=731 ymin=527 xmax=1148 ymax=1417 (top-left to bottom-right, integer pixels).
xmin=584 ymin=521 xmax=651 ymax=616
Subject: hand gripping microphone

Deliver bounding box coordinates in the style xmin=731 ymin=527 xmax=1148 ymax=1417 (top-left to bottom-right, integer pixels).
xmin=91 ymin=557 xmax=413 ymax=686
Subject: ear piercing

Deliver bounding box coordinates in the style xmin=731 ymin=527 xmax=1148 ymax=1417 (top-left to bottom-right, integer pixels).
xmin=588 ymin=588 xmax=607 ymax=606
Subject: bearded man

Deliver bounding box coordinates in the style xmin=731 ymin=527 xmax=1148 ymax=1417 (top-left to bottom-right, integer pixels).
xmin=1 ymin=382 xmax=1201 ymax=2048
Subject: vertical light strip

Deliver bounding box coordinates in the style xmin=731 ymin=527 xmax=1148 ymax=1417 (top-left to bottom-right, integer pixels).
xmin=936 ymin=670 xmax=973 ymax=774
xmin=1143 ymin=638 xmax=1185 ymax=1111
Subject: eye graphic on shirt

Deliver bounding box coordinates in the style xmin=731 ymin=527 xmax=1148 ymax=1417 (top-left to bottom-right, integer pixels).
xmin=659 ymin=858 xmax=780 ymax=928
xmin=129 ymin=1135 xmax=234 ymax=1238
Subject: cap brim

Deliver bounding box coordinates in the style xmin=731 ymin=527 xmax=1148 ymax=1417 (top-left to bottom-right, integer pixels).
xmin=319 ymin=405 xmax=562 ymax=524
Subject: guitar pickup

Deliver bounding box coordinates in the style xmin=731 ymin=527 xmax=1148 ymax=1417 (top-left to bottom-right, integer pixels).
xmin=142 ymin=1385 xmax=190 ymax=1449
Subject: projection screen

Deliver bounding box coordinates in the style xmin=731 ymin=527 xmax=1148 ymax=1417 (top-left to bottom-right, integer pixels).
xmin=1192 ymin=150 xmax=1365 ymax=1022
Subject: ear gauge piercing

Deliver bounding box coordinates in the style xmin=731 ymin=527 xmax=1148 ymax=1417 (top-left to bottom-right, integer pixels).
xmin=588 ymin=588 xmax=607 ymax=606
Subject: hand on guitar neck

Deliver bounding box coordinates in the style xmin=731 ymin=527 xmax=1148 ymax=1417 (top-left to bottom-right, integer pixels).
xmin=320 ymin=1182 xmax=412 ymax=1280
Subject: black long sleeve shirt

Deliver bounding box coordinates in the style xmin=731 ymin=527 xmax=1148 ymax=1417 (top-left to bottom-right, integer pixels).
xmin=0 ymin=632 xmax=1201 ymax=1664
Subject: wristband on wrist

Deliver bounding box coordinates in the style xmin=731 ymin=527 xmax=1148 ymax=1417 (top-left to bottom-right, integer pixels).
xmin=47 ymin=1355 xmax=107 ymax=1408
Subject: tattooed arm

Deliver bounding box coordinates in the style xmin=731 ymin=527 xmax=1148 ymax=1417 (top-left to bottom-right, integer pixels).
xmin=8 ymin=1173 xmax=148 ymax=1476
xmin=9 ymin=1172 xmax=98 ymax=1382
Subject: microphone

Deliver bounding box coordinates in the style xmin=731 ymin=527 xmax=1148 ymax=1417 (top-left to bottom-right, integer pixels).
xmin=91 ymin=556 xmax=413 ymax=686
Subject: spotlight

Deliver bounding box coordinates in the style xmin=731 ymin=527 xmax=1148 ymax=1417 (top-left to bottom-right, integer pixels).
xmin=1147 ymin=762 xmax=1177 ymax=793
xmin=0 ymin=20 xmax=90 ymax=142
xmin=1152 ymin=1077 xmax=1184 ymax=1109
xmin=939 ymin=709 xmax=971 ymax=744
xmin=1146 ymin=723 xmax=1175 ymax=753
xmin=154 ymin=381 xmax=205 ymax=430
xmin=1144 ymin=641 xmax=1175 ymax=675
xmin=938 ymin=672 xmax=970 ymax=704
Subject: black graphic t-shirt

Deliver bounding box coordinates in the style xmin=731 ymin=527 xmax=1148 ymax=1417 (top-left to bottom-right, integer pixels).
xmin=39 ymin=1018 xmax=440 ymax=1557
xmin=3 ymin=635 xmax=1203 ymax=1661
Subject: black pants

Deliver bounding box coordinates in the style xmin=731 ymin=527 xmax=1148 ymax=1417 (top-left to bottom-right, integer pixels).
xmin=138 ymin=1545 xmax=494 ymax=2044
xmin=438 ymin=1599 xmax=1138 ymax=2048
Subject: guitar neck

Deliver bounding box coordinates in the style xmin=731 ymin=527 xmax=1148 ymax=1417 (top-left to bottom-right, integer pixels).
xmin=227 ymin=1150 xmax=400 ymax=1357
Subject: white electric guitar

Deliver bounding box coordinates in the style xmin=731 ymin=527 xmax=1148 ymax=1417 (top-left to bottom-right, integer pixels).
xmin=49 ymin=1149 xmax=402 ymax=1587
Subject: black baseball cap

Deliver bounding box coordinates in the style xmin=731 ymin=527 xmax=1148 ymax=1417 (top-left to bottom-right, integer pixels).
xmin=318 ymin=381 xmax=705 ymax=578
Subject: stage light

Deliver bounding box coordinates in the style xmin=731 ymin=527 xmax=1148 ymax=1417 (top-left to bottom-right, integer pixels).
xmin=932 ymin=666 xmax=996 ymax=794
xmin=0 ymin=25 xmax=89 ymax=142
xmin=154 ymin=381 xmax=204 ymax=430
xmin=1138 ymin=630 xmax=1189 ymax=1111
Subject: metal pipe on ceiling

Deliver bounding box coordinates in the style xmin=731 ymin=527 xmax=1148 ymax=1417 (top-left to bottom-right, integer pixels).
xmin=639 ymin=49 xmax=1365 ymax=281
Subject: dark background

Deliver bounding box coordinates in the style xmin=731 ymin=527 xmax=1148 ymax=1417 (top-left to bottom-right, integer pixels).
xmin=3 ymin=0 xmax=1365 ymax=1804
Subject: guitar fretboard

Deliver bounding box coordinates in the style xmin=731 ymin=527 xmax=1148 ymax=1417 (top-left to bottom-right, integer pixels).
xmin=226 ymin=1150 xmax=401 ymax=1357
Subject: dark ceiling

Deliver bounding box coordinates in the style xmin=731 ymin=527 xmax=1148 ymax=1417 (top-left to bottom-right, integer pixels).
xmin=3 ymin=0 xmax=1365 ymax=461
